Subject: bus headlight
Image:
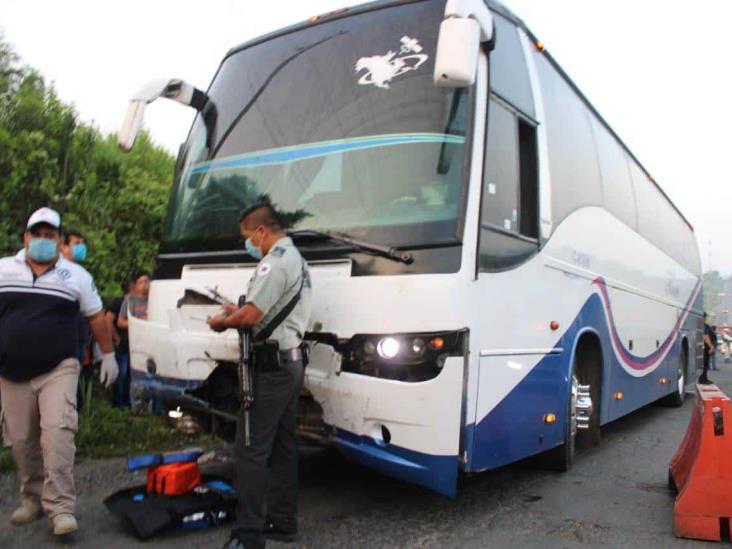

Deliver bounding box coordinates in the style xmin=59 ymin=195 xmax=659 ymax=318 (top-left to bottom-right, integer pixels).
xmin=343 ymin=331 xmax=467 ymax=382
xmin=411 ymin=338 xmax=426 ymax=356
xmin=377 ymin=337 xmax=400 ymax=359
xmin=363 ymin=340 xmax=376 ymax=356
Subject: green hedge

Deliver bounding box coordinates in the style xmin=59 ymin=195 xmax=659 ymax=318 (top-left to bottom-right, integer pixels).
xmin=0 ymin=34 xmax=174 ymax=302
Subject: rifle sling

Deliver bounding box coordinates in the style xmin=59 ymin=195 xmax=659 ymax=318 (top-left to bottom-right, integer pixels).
xmin=253 ymin=261 xmax=305 ymax=343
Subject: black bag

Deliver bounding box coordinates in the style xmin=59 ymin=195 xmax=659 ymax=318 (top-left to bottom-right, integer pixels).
xmin=104 ymin=475 xmax=238 ymax=540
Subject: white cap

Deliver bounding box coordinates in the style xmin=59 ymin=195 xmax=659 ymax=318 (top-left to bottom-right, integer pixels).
xmin=26 ymin=207 xmax=61 ymax=230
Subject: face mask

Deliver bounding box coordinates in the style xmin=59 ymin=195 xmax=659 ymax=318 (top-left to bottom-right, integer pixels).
xmin=28 ymin=238 xmax=58 ymax=263
xmin=72 ymin=243 xmax=87 ymax=262
xmin=245 ymin=228 xmax=263 ymax=260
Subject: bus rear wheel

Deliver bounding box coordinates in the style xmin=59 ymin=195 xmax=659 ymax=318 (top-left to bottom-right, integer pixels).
xmin=662 ymin=347 xmax=687 ymax=408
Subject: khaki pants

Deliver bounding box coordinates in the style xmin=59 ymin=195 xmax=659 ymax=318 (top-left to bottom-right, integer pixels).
xmin=0 ymin=358 xmax=80 ymax=518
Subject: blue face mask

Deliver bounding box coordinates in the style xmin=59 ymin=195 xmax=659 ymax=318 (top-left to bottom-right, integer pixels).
xmin=28 ymin=238 xmax=58 ymax=263
xmin=245 ymin=229 xmax=263 ymax=260
xmin=72 ymin=243 xmax=87 ymax=262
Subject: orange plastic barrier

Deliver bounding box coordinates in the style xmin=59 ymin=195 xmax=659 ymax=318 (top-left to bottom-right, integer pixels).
xmin=669 ymin=384 xmax=732 ymax=541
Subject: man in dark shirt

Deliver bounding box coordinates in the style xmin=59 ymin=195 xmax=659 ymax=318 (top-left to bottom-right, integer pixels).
xmin=107 ymin=281 xmax=132 ymax=407
xmin=700 ymin=313 xmax=714 ymax=384
xmin=115 ymin=272 xmax=150 ymax=409
xmin=710 ymin=325 xmax=719 ymax=370
xmin=0 ymin=207 xmax=118 ymax=536
xmin=61 ymin=229 xmax=91 ymax=377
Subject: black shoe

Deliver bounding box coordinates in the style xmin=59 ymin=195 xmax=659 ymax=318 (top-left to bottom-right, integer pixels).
xmin=264 ymin=521 xmax=298 ymax=543
xmin=698 ymin=376 xmax=713 ymax=385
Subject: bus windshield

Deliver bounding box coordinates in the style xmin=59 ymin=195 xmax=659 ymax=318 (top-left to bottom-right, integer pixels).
xmin=161 ymin=1 xmax=470 ymax=254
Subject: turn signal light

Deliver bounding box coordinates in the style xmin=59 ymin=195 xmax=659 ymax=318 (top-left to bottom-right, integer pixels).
xmin=536 ymin=41 xmax=545 ymax=51
xmin=429 ymin=337 xmax=445 ymax=350
xmin=614 ymin=392 xmax=624 ymax=400
xmin=660 ymin=377 xmax=669 ymax=385
xmin=543 ymin=413 xmax=557 ymax=424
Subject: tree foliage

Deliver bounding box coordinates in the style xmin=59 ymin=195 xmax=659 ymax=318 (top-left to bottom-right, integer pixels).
xmin=0 ymin=34 xmax=174 ymax=301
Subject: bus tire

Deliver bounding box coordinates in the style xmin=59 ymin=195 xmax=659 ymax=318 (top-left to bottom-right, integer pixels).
xmin=541 ymin=374 xmax=577 ymax=472
xmin=577 ymin=340 xmax=602 ymax=448
xmin=539 ymin=338 xmax=601 ymax=471
xmin=662 ymin=345 xmax=687 ymax=408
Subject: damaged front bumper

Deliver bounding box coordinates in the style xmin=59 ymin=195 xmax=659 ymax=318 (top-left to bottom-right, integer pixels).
xmin=306 ymin=343 xmax=465 ymax=497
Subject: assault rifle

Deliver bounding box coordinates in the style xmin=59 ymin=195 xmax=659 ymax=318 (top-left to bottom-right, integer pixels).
xmin=237 ymin=295 xmax=255 ymax=447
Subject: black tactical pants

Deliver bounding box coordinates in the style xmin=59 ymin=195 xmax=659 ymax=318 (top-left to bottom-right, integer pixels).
xmin=232 ymin=359 xmax=304 ymax=547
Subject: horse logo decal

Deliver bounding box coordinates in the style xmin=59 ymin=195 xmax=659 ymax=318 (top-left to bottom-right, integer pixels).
xmin=355 ymin=36 xmax=429 ymax=89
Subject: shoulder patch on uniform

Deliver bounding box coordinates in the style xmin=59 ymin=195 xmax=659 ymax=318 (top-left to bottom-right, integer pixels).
xmin=57 ymin=268 xmax=72 ymax=280
xmin=270 ymin=246 xmax=286 ymax=258
xmin=258 ymin=263 xmax=272 ymax=276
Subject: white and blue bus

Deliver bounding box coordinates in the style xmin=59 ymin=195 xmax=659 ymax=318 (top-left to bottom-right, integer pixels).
xmin=119 ymin=0 xmax=703 ymax=497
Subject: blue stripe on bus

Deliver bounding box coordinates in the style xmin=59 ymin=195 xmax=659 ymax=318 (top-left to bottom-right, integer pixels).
xmin=332 ymin=429 xmax=459 ymax=498
xmin=189 ymin=133 xmax=465 ymax=174
xmin=130 ymin=370 xmax=201 ymax=401
xmin=466 ymin=290 xmax=696 ymax=472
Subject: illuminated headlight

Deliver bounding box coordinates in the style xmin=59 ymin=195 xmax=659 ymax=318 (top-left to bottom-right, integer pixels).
xmin=377 ymin=337 xmax=400 ymax=359
xmin=346 ymin=331 xmax=465 ymax=378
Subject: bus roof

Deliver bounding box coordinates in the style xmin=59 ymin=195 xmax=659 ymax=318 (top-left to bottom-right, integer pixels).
xmin=224 ymin=0 xmax=693 ymax=231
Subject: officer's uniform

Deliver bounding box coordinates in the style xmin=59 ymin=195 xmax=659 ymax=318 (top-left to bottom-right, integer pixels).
xmin=233 ymin=236 xmax=311 ymax=548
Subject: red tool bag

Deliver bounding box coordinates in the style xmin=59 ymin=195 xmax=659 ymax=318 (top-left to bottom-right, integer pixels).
xmin=146 ymin=462 xmax=201 ymax=496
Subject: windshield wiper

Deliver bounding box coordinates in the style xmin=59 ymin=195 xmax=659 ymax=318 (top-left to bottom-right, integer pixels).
xmin=288 ymin=229 xmax=414 ymax=264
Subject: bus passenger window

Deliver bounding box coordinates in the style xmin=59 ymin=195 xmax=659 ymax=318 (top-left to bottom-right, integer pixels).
xmin=479 ymin=98 xmax=539 ymax=271
xmin=482 ymin=100 xmax=518 ymax=232
xmin=518 ymin=119 xmax=538 ymax=239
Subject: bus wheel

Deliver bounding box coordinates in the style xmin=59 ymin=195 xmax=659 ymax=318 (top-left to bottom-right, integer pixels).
xmin=540 ymin=374 xmax=582 ymax=472
xmin=540 ymin=360 xmax=596 ymax=472
xmin=663 ymin=347 xmax=687 ymax=408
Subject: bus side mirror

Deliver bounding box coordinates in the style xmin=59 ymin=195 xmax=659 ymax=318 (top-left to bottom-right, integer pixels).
xmin=118 ymin=78 xmax=206 ymax=152
xmin=433 ymin=18 xmax=481 ymax=88
xmin=118 ymin=99 xmax=148 ymax=152
xmin=433 ymin=0 xmax=494 ymax=88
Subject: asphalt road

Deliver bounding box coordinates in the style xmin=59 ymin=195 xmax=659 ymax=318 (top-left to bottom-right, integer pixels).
xmin=1 ymin=365 xmax=728 ymax=548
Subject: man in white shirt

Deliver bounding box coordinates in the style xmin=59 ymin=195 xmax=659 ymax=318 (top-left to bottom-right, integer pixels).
xmin=0 ymin=207 xmax=118 ymax=536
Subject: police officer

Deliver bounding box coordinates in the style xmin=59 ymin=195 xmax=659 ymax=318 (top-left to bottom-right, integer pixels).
xmin=208 ymin=202 xmax=311 ymax=549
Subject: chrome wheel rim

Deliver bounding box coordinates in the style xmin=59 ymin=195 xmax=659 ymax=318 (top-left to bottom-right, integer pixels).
xmin=677 ymin=365 xmax=685 ymax=400
xmin=569 ymin=375 xmax=579 ymax=452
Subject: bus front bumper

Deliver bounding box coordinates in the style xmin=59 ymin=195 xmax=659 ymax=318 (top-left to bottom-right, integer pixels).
xmin=306 ymin=344 xmax=465 ymax=497
xmin=130 ymin=344 xmax=466 ymax=497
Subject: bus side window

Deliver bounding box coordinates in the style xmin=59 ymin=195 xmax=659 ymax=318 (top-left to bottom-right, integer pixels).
xmin=479 ymin=98 xmax=539 ymax=272
xmin=518 ymin=118 xmax=539 ymax=239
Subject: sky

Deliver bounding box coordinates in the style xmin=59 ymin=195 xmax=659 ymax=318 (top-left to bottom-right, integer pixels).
xmin=1 ymin=0 xmax=731 ymax=274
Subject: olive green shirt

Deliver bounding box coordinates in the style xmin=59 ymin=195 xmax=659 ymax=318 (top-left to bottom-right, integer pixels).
xmin=246 ymin=237 xmax=312 ymax=350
